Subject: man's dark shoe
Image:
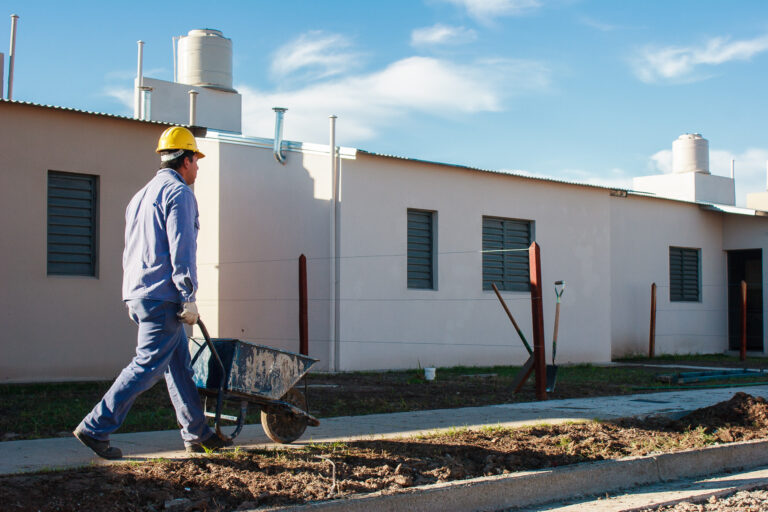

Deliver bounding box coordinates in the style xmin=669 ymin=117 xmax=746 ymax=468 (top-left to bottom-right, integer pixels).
xmin=73 ymin=428 xmax=123 ymax=460
xmin=185 ymin=433 xmax=233 ymax=454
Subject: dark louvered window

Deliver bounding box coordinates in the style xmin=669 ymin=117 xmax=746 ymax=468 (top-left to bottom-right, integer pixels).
xmin=483 ymin=216 xmax=533 ymax=291
xmin=407 ymin=209 xmax=435 ymax=289
xmin=47 ymin=171 xmax=98 ymax=276
xmin=669 ymin=247 xmax=700 ymax=302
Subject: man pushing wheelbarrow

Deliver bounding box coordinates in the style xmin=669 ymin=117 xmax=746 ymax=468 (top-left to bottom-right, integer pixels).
xmin=74 ymin=127 xmax=231 ymax=459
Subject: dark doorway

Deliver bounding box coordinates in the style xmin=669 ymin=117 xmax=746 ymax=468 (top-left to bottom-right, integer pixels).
xmin=727 ymin=249 xmax=763 ymax=351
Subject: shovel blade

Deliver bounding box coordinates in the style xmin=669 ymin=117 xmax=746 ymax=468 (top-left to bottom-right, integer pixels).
xmin=546 ymin=364 xmax=558 ymax=392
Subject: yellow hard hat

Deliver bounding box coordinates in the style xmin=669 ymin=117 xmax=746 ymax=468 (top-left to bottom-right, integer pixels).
xmin=156 ymin=126 xmax=205 ymax=158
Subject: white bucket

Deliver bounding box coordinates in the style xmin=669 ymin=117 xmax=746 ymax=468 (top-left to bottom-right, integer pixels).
xmin=424 ymin=367 xmax=436 ymax=381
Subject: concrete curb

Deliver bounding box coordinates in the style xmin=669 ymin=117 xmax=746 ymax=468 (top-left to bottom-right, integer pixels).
xmin=254 ymin=439 xmax=768 ymax=512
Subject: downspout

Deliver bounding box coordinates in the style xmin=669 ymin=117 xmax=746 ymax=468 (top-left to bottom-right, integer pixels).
xmin=134 ymin=40 xmax=144 ymax=118
xmin=273 ymin=107 xmax=287 ymax=164
xmin=7 ymin=14 xmax=18 ymax=100
xmin=329 ymin=115 xmax=340 ymax=371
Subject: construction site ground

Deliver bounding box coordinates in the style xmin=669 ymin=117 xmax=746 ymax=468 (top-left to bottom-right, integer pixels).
xmin=3 ymin=365 xmax=768 ymax=511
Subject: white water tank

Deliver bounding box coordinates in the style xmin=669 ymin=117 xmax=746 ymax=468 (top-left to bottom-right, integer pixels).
xmin=672 ymin=133 xmax=709 ymax=174
xmin=177 ymin=29 xmax=234 ymax=91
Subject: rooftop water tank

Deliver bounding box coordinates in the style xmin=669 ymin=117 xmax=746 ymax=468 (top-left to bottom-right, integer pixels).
xmin=177 ymin=29 xmax=234 ymax=92
xmin=672 ymin=133 xmax=709 ymax=174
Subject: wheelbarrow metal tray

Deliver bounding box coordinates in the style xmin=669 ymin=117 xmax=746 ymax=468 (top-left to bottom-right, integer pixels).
xmin=190 ymin=338 xmax=318 ymax=401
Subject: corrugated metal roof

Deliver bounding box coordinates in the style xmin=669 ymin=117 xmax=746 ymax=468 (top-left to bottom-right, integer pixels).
xmin=356 ymin=149 xmax=768 ymax=217
xmin=356 ymin=148 xmax=630 ymax=193
xmin=0 ymin=98 xmax=175 ymax=126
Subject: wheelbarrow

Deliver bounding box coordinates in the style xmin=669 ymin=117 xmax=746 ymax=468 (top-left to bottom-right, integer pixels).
xmin=188 ymin=319 xmax=320 ymax=444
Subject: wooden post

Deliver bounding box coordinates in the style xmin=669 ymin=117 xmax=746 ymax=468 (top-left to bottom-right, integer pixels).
xmin=649 ymin=283 xmax=657 ymax=358
xmin=741 ymin=279 xmax=747 ymax=361
xmin=299 ymin=254 xmax=308 ymax=356
xmin=529 ymin=242 xmax=547 ymax=401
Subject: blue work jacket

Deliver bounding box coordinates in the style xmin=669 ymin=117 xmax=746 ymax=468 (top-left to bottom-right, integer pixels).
xmin=122 ymin=168 xmax=199 ymax=303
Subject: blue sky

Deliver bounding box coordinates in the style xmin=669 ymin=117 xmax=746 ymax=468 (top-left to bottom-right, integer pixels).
xmin=3 ymin=1 xmax=768 ymax=204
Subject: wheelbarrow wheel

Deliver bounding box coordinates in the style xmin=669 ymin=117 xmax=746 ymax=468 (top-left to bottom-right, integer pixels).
xmin=261 ymin=388 xmax=308 ymax=444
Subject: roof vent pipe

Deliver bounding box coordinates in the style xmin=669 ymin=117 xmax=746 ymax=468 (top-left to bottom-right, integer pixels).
xmin=7 ymin=14 xmax=19 ymax=100
xmin=134 ymin=40 xmax=144 ymax=118
xmin=273 ymin=107 xmax=287 ymax=164
xmin=188 ymin=89 xmax=198 ymax=126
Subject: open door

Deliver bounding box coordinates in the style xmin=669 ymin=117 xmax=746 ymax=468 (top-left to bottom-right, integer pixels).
xmin=727 ymin=249 xmax=763 ymax=351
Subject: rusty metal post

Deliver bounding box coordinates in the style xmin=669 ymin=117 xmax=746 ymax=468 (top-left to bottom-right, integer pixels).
xmin=741 ymin=279 xmax=747 ymax=361
xmin=529 ymin=242 xmax=547 ymax=401
xmin=649 ymin=283 xmax=657 ymax=358
xmin=299 ymin=254 xmax=308 ymax=356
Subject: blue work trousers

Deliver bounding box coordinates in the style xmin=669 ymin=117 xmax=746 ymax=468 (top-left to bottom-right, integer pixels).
xmin=78 ymin=299 xmax=211 ymax=443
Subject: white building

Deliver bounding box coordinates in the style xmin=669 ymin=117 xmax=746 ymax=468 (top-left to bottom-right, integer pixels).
xmin=191 ymin=129 xmax=768 ymax=372
xmin=2 ymin=28 xmax=767 ymax=381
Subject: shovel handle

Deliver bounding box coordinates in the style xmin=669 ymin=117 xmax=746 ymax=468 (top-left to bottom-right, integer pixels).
xmin=552 ymin=281 xmax=564 ymax=364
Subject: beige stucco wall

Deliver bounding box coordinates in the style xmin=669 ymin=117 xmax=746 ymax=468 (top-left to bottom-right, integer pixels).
xmin=0 ymin=102 xmax=166 ymax=382
xmin=194 ymin=136 xmax=333 ymax=368
xmin=609 ymin=196 xmax=728 ymax=357
xmin=335 ymin=155 xmax=614 ymax=370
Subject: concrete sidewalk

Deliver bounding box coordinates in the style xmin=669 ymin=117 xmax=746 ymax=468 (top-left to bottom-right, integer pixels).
xmin=2 ymin=384 xmax=768 ymax=475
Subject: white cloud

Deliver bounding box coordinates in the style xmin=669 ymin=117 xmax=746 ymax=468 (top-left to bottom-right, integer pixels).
xmin=649 ymin=149 xmax=673 ymax=173
xmin=578 ymin=16 xmax=619 ymax=32
xmin=439 ymin=0 xmax=542 ymax=23
xmin=411 ymin=24 xmax=477 ymax=46
xmin=633 ymin=34 xmax=768 ymax=84
xmin=103 ymin=86 xmax=134 ymax=113
xmin=241 ymin=56 xmax=551 ymax=144
xmin=271 ymin=31 xmax=359 ymax=81
xmin=711 ymin=148 xmax=768 ymax=206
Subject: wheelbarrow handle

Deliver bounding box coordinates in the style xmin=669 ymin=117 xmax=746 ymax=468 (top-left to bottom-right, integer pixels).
xmin=194 ymin=318 xmax=231 ymax=441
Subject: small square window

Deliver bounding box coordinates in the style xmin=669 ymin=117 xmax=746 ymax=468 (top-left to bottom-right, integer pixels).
xmin=483 ymin=216 xmax=533 ymax=291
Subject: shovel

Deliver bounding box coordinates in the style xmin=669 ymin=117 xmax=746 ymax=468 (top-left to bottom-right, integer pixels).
xmin=546 ymin=280 xmax=565 ymax=392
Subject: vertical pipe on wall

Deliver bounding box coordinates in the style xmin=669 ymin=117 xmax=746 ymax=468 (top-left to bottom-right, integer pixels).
xmin=7 ymin=14 xmax=19 ymax=100
xmin=134 ymin=41 xmax=144 ymax=118
xmin=299 ymin=254 xmax=308 ymax=356
xmin=140 ymin=87 xmax=152 ymax=121
xmin=329 ymin=115 xmax=339 ymax=371
xmin=188 ymin=90 xmax=198 ymax=126
xmin=528 ymin=242 xmax=547 ymax=401
xmin=649 ymin=282 xmax=657 ymax=358
xmin=741 ymin=280 xmax=747 ymax=361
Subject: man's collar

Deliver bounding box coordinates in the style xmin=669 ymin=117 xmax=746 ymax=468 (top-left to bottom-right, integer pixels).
xmin=158 ymin=167 xmax=188 ymax=185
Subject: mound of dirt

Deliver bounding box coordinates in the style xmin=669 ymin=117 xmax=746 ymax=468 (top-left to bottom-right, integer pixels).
xmin=676 ymin=391 xmax=768 ymax=429
xmin=3 ymin=392 xmax=768 ymax=512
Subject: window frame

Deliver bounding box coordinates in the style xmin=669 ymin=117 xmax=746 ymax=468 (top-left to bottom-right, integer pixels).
xmin=47 ymin=170 xmax=99 ymax=277
xmin=669 ymin=246 xmax=701 ymax=302
xmin=407 ymin=208 xmax=437 ymax=290
xmin=482 ymin=216 xmax=534 ymax=292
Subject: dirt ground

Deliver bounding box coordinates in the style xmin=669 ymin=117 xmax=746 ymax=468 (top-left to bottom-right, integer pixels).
xmin=3 ymin=392 xmax=768 ymax=512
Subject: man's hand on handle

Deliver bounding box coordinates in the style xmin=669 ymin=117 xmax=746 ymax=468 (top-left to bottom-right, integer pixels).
xmin=178 ymin=301 xmax=199 ymax=325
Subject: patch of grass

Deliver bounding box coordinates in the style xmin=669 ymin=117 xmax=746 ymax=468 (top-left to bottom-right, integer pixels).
xmin=616 ymin=353 xmax=768 ymax=363
xmin=4 ymin=357 xmax=763 ymax=441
